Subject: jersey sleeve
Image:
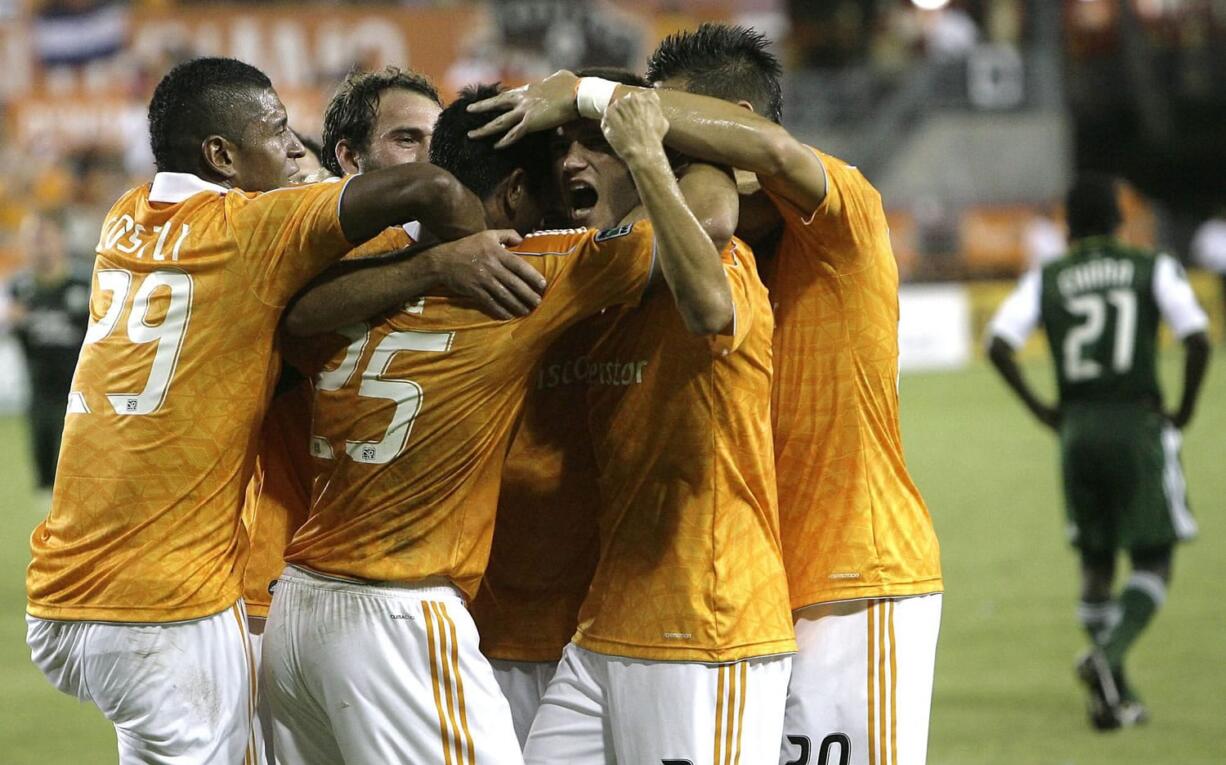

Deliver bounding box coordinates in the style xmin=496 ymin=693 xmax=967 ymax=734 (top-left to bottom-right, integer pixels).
xmin=765 ymin=147 xmax=886 ymax=271
xmin=1153 ymin=254 xmax=1209 ymax=338
xmin=988 ymin=269 xmax=1042 ymax=349
xmin=230 ymin=177 xmax=356 ymax=306
xmin=540 ymin=224 xmax=654 ymax=322
xmin=708 ymin=240 xmax=760 ymax=357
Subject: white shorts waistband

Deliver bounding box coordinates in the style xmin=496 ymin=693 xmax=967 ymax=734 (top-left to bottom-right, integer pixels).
xmin=280 ymin=565 xmax=464 ymax=602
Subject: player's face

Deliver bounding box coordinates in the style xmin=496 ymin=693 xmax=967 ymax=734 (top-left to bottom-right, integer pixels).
xmin=359 ymin=88 xmax=442 ymax=172
xmin=230 ymin=89 xmax=305 ymax=192
xmin=289 ymin=148 xmax=324 ymax=184
xmin=550 ymin=121 xmax=639 ymax=230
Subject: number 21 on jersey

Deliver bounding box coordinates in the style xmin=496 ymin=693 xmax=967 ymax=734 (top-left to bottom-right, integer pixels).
xmin=68 ymin=267 xmax=193 ymax=416
xmin=311 ymin=324 xmax=454 ymax=465
xmin=1062 ymin=289 xmax=1136 ymax=381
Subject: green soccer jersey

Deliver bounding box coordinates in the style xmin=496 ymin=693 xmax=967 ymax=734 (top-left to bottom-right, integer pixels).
xmin=989 ymin=236 xmax=1208 ymax=406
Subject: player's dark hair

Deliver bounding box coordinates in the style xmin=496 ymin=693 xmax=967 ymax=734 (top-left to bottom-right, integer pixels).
xmin=429 ymin=83 xmax=551 ymax=200
xmin=321 ymin=66 xmax=442 ymax=177
xmin=148 ymin=57 xmax=273 ymax=173
xmin=575 ymin=67 xmax=649 ymax=89
xmin=646 ymin=23 xmax=783 ymax=123
xmin=1066 ymin=173 xmax=1122 ymax=240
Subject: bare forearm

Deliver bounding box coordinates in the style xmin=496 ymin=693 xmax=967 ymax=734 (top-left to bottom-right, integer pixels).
xmin=1176 ymin=332 xmax=1210 ymax=424
xmin=284 ymin=250 xmax=438 ymax=337
xmin=988 ymin=337 xmax=1058 ymax=425
xmin=338 ymin=164 xmax=485 ymax=244
xmin=626 ymin=150 xmax=732 ymax=335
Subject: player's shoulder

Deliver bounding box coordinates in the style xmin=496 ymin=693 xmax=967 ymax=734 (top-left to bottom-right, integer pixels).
xmin=513 ymin=222 xmax=648 ymax=255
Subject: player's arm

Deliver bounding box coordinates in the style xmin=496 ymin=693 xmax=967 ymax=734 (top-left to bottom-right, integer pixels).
xmin=1153 ymin=254 xmax=1213 ymax=429
xmin=283 ymin=230 xmax=545 ymax=336
xmin=338 ymin=163 xmax=485 ymax=244
xmin=602 ymin=91 xmax=733 ymax=336
xmin=987 ymin=336 xmax=1060 ymax=431
xmin=468 ymin=70 xmax=826 ymax=214
xmin=985 ymin=270 xmax=1060 ymax=430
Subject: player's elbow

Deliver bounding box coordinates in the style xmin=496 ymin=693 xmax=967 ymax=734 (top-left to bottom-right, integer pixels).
xmin=281 ymin=305 xmax=319 ymax=338
xmin=680 ymin=290 xmax=734 ymax=337
xmin=757 ymin=125 xmax=805 ymax=178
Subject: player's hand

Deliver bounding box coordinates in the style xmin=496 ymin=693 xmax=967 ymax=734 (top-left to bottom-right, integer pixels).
xmin=466 ymin=70 xmax=580 ymax=148
xmin=425 ymin=230 xmax=545 ymax=320
xmin=600 ymin=90 xmax=669 ymax=167
xmin=1168 ymin=406 xmax=1193 ymax=430
xmin=1033 ymin=403 xmax=1062 ymax=432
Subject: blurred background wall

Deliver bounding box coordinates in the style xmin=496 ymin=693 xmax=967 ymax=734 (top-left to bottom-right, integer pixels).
xmin=1 ymin=0 xmax=1224 ymax=405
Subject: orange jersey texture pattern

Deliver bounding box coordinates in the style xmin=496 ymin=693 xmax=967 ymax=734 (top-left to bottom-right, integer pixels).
xmin=242 ymin=225 xmax=414 ymax=618
xmin=27 ymin=174 xmax=353 ymax=623
xmin=765 ymin=149 xmax=942 ymax=610
xmin=576 ymin=239 xmax=796 ymax=663
xmin=284 ymin=224 xmax=655 ymax=600
xmin=469 ymin=315 xmax=614 ymax=662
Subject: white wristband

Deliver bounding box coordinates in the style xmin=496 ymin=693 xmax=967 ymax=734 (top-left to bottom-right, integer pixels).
xmin=576 ymin=77 xmax=618 ymax=119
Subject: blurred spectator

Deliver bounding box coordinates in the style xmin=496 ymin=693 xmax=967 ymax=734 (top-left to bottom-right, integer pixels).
xmin=922 ymin=4 xmax=979 ymax=61
xmin=1024 ymin=202 xmax=1066 ymax=268
xmin=1190 ymin=208 xmax=1226 ymax=329
xmin=4 ymin=212 xmax=91 ymax=494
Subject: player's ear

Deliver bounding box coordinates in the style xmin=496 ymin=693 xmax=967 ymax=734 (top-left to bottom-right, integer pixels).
xmin=334 ymin=139 xmax=361 ymax=176
xmin=201 ymin=135 xmax=238 ymax=184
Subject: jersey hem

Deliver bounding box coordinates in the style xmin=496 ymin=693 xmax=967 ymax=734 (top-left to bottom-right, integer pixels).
xmin=573 ymin=634 xmax=797 ymax=664
xmin=24 ymin=597 xmax=241 ymax=625
xmin=481 ymin=644 xmax=566 ymax=663
xmin=788 ymin=577 xmax=944 ymax=612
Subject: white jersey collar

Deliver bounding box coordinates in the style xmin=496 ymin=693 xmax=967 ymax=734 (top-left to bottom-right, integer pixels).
xmin=148 ymin=172 xmax=230 ymax=204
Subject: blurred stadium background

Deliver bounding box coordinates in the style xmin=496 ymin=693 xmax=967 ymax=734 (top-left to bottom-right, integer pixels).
xmin=0 ymin=1 xmax=1222 ymax=762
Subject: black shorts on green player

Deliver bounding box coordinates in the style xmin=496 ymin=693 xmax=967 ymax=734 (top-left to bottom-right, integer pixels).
xmin=1060 ymin=402 xmax=1198 ymax=554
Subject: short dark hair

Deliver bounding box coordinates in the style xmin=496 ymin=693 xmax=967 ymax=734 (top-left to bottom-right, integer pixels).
xmin=429 ymin=83 xmax=551 ymax=200
xmin=646 ymin=23 xmax=783 ymax=123
xmin=574 ymin=67 xmax=649 ymax=89
xmin=1066 ymin=173 xmax=1122 ymax=240
xmin=322 ymin=66 xmax=442 ymax=176
xmin=148 ymin=57 xmax=273 ymax=173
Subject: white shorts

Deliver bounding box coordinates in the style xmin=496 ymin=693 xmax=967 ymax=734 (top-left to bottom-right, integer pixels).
xmin=262 ymin=565 xmax=522 ymax=765
xmin=248 ymin=618 xmax=272 ymax=765
xmin=525 ymin=642 xmax=792 ymax=765
xmin=780 ymin=594 xmax=942 ymax=765
xmin=490 ymin=659 xmax=557 ymax=748
xmin=25 ymin=602 xmax=256 ymax=765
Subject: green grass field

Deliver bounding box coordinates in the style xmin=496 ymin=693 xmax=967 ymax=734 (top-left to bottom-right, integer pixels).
xmin=1 ymin=356 xmax=1222 ymax=764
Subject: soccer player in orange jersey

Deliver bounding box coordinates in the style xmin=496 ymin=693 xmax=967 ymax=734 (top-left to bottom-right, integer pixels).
xmin=242 ymin=67 xmax=549 ymax=765
xmin=23 ymin=56 xmax=512 ymax=764
xmin=472 ymin=23 xmax=945 ymax=765
xmin=477 ymin=77 xmax=793 ymax=762
xmin=259 ymin=84 xmax=733 ymax=765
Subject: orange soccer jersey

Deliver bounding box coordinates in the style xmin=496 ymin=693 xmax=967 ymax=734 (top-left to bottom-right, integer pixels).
xmin=27 ymin=173 xmax=354 ymax=623
xmin=469 ymin=315 xmax=614 ymax=662
xmin=575 ymin=238 xmax=796 ymax=664
xmin=283 ymin=224 xmax=656 ymax=600
xmin=241 ymin=225 xmax=415 ymax=618
xmin=765 ymin=148 xmax=943 ymax=610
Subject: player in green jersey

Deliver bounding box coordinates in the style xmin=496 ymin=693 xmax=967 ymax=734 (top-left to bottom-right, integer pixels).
xmin=986 ymin=174 xmax=1211 ymax=730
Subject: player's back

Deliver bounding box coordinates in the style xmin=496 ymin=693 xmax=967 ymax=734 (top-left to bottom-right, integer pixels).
xmin=1039 ymin=238 xmax=1166 ymax=406
xmin=286 ymin=225 xmax=654 ymax=600
xmin=28 ymin=174 xmax=352 ymax=623
xmin=763 ymin=149 xmax=941 ymax=610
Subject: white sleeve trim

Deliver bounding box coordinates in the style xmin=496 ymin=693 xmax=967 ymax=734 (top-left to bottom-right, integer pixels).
xmin=987 ymin=268 xmax=1042 ymax=348
xmin=1153 ymin=253 xmax=1209 ymax=338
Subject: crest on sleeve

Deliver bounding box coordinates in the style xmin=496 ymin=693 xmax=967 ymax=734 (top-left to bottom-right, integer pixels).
xmin=594 ymin=223 xmax=635 ymax=242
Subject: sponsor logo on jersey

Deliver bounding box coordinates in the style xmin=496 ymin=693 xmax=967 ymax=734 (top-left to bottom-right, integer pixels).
xmin=536 ymin=356 xmax=648 ymax=389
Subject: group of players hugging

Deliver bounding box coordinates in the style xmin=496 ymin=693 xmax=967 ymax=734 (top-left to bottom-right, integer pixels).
xmin=24 ymin=24 xmax=946 ymax=765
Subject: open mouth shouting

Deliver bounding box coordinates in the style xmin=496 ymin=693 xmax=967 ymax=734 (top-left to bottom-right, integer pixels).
xmin=564 ymin=180 xmax=600 ymax=227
